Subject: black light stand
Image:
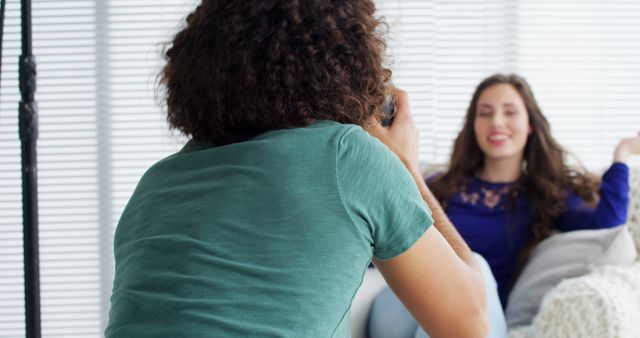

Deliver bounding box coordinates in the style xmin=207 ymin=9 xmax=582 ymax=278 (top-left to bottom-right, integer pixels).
xmin=0 ymin=0 xmax=5 ymax=89
xmin=17 ymin=0 xmax=41 ymax=336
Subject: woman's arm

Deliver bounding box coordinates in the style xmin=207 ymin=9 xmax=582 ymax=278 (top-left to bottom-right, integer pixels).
xmin=366 ymin=89 xmax=480 ymax=271
xmin=557 ymin=163 xmax=629 ymax=231
xmin=613 ymin=133 xmax=640 ymax=164
xmin=367 ymin=89 xmax=489 ymax=338
xmin=557 ymin=132 xmax=639 ymax=232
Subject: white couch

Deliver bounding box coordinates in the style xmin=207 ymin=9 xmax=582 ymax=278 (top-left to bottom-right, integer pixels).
xmin=350 ymin=167 xmax=640 ymax=338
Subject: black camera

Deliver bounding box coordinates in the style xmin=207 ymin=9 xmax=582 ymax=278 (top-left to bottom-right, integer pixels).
xmin=381 ymin=96 xmax=396 ymax=126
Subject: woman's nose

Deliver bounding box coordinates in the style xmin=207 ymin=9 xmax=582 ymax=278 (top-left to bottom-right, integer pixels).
xmin=491 ymin=112 xmax=505 ymax=127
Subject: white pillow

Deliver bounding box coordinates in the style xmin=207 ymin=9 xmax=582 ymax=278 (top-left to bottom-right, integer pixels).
xmin=505 ymin=226 xmax=637 ymax=328
xmin=350 ymin=268 xmax=387 ymax=338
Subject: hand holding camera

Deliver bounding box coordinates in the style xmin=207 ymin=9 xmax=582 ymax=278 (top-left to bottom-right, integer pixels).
xmin=368 ymin=88 xmax=421 ymax=171
xmin=381 ymin=94 xmax=396 ymax=127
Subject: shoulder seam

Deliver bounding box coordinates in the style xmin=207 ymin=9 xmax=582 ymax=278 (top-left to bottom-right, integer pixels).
xmin=331 ymin=124 xmax=368 ymax=338
xmin=334 ymin=125 xmax=364 ymax=237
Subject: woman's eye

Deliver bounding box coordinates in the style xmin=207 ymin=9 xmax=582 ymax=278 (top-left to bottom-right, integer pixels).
xmin=506 ymin=110 xmax=517 ymax=115
xmin=478 ymin=111 xmax=491 ymax=117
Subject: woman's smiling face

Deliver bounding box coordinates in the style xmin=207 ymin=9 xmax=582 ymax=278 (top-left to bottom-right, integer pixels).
xmin=473 ymin=83 xmax=532 ymax=162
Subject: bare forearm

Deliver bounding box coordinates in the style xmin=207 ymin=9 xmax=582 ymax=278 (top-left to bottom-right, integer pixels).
xmin=613 ymin=146 xmax=630 ymax=163
xmin=406 ymin=165 xmax=477 ymax=267
xmin=613 ymin=133 xmax=640 ymax=163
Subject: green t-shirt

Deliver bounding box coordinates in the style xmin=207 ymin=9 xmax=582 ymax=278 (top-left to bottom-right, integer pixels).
xmin=105 ymin=121 xmax=433 ymax=338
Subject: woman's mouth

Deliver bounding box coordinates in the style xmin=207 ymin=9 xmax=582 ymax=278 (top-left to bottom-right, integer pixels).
xmin=487 ymin=134 xmax=508 ymax=145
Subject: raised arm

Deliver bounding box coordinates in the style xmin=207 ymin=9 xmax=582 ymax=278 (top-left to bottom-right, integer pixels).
xmin=557 ymin=133 xmax=639 ymax=231
xmin=613 ymin=132 xmax=640 ymax=164
xmin=367 ymin=89 xmax=489 ymax=338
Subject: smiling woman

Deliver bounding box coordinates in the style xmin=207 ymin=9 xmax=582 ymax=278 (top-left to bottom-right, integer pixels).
xmin=473 ymin=83 xmax=533 ymax=182
xmin=369 ymin=73 xmax=640 ymax=338
xmin=428 ymin=73 xmax=639 ymax=306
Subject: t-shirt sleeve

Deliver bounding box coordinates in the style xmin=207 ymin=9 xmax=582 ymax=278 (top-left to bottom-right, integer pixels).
xmin=336 ymin=126 xmax=434 ymax=260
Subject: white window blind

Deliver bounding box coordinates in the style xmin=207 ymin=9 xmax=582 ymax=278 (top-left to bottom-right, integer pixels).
xmin=516 ymin=1 xmax=640 ymax=168
xmin=378 ymin=0 xmax=640 ymax=168
xmin=378 ymin=1 xmax=518 ymax=164
xmin=1 ymin=1 xmax=639 ymax=337
xmin=0 ymin=1 xmax=193 ymax=337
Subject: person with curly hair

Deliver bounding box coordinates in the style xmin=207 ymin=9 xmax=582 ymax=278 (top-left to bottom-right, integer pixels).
xmin=105 ymin=1 xmax=489 ymax=337
xmin=368 ymin=73 xmax=640 ymax=338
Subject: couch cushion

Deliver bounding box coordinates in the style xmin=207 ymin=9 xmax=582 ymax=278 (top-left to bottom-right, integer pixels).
xmin=505 ymin=226 xmax=637 ymax=328
xmin=518 ymin=263 xmax=640 ymax=338
xmin=626 ymin=167 xmax=640 ymax=249
xmin=350 ymin=268 xmax=388 ymax=338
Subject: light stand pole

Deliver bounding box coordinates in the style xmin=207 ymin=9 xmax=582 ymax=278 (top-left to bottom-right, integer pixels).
xmin=18 ymin=0 xmax=41 ymax=336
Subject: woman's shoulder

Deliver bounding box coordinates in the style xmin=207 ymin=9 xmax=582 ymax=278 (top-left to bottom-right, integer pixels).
xmin=422 ymin=164 xmax=449 ymax=183
xmin=425 ymin=171 xmax=444 ymax=184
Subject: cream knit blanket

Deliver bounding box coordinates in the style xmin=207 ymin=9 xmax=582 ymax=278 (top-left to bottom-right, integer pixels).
xmin=509 ymin=168 xmax=640 ymax=338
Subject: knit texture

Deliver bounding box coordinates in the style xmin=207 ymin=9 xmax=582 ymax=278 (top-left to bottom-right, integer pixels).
xmin=627 ymin=168 xmax=640 ymax=250
xmin=508 ymin=168 xmax=640 ymax=338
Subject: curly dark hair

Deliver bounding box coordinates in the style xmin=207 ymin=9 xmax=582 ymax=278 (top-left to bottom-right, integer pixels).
xmin=160 ymin=0 xmax=392 ymax=146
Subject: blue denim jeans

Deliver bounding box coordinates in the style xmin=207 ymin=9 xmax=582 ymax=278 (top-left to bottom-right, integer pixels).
xmin=368 ymin=253 xmax=507 ymax=338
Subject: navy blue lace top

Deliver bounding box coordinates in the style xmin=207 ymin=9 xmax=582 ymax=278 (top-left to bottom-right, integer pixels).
xmin=430 ymin=162 xmax=629 ymax=308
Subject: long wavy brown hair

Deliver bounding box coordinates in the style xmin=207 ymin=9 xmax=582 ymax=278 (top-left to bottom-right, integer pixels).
xmin=160 ymin=0 xmax=392 ymax=146
xmin=430 ymin=74 xmax=599 ymax=262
